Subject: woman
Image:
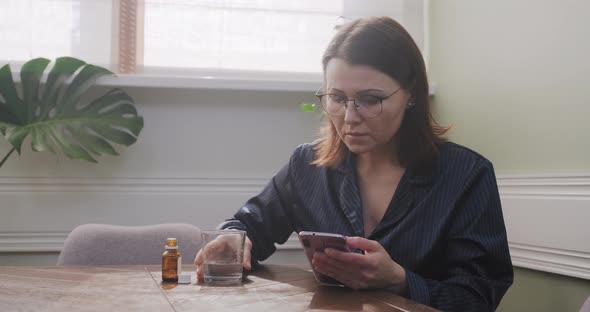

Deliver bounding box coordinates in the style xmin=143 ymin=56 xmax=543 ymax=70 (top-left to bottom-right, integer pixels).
xmin=195 ymin=17 xmax=513 ymax=311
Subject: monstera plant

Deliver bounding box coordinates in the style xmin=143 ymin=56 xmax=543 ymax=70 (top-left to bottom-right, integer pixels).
xmin=0 ymin=57 xmax=143 ymax=168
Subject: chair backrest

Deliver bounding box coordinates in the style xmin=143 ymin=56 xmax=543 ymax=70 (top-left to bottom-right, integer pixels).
xmin=57 ymin=223 xmax=202 ymax=266
xmin=581 ymin=295 xmax=590 ymax=312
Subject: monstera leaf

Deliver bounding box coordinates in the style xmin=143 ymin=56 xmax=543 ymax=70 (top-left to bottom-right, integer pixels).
xmin=0 ymin=57 xmax=143 ymax=167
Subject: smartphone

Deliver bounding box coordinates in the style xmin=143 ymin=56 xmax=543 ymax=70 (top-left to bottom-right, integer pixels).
xmin=298 ymin=231 xmax=350 ymax=287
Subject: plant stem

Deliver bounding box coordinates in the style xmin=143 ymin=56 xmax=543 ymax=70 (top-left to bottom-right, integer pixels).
xmin=0 ymin=147 xmax=15 ymax=168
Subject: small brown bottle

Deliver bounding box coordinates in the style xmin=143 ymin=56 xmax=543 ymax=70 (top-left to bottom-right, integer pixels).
xmin=162 ymin=238 xmax=181 ymax=283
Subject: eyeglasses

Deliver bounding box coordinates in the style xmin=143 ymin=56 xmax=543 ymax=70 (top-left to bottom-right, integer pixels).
xmin=314 ymin=85 xmax=401 ymax=118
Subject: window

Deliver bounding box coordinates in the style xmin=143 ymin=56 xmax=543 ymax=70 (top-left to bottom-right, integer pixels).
xmin=1 ymin=0 xmax=426 ymax=77
xmin=143 ymin=1 xmax=342 ymax=73
xmin=0 ymin=0 xmax=113 ymax=67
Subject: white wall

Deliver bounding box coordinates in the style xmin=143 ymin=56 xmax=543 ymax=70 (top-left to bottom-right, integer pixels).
xmin=0 ymin=86 xmax=318 ymax=265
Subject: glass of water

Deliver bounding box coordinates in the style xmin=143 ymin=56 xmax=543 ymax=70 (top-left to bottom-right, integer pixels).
xmin=200 ymin=230 xmax=246 ymax=285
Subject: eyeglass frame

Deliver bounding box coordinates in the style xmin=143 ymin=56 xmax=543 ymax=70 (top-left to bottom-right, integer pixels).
xmin=314 ymin=84 xmax=402 ymax=119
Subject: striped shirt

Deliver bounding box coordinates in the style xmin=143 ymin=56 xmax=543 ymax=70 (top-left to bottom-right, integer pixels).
xmin=221 ymin=142 xmax=513 ymax=311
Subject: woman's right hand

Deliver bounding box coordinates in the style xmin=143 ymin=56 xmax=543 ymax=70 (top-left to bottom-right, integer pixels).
xmin=194 ymin=235 xmax=253 ymax=282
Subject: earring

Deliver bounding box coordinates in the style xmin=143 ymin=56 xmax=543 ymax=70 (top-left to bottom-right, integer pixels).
xmin=407 ymin=101 xmax=415 ymax=108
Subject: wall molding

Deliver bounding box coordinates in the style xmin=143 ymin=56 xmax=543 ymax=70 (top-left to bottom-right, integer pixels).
xmin=1 ymin=174 xmax=588 ymax=280
xmin=497 ymin=174 xmax=590 ymax=198
xmin=498 ymin=174 xmax=589 ymax=280
xmin=2 ymin=173 xmax=586 ymax=194
xmin=510 ymin=243 xmax=590 ymax=280
xmin=0 ymin=233 xmax=67 ymax=252
xmin=0 ymin=176 xmax=268 ymax=194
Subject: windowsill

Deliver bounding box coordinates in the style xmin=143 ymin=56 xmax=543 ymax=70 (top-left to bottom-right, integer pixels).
xmin=95 ymin=72 xmax=323 ymax=92
xmin=8 ymin=65 xmax=436 ymax=94
xmin=102 ymin=73 xmax=437 ymax=95
xmin=7 ymin=65 xmax=323 ymax=92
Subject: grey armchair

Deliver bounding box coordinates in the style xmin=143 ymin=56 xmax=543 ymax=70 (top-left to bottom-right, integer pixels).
xmin=581 ymin=295 xmax=590 ymax=312
xmin=57 ymin=223 xmax=202 ymax=266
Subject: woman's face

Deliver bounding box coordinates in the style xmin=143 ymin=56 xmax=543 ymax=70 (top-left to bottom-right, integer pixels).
xmin=324 ymin=58 xmax=411 ymax=156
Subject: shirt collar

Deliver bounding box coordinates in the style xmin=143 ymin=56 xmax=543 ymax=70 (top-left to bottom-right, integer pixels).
xmin=336 ymin=149 xmax=437 ymax=186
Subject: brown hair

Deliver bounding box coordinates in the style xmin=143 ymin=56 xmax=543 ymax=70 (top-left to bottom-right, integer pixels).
xmin=312 ymin=17 xmax=448 ymax=173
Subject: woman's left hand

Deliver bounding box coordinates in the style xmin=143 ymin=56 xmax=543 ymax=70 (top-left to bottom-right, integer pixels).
xmin=312 ymin=236 xmax=407 ymax=292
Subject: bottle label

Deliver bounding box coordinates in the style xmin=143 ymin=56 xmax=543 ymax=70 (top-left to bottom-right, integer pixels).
xmin=177 ymin=256 xmax=182 ymax=275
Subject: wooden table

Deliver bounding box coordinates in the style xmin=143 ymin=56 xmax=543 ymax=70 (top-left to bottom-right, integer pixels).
xmin=0 ymin=264 xmax=438 ymax=312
